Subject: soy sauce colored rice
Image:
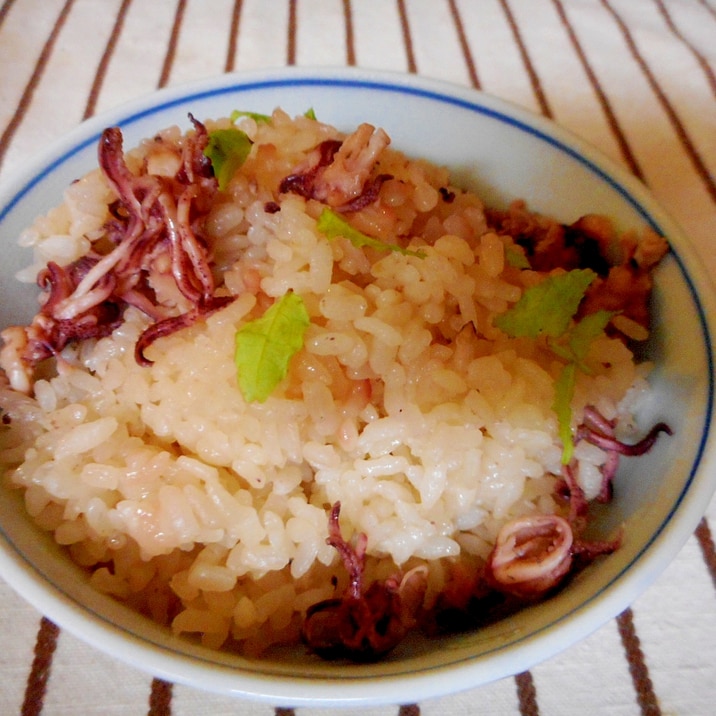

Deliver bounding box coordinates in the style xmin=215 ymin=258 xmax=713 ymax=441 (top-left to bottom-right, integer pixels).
xmin=0 ymin=108 xmax=667 ymax=656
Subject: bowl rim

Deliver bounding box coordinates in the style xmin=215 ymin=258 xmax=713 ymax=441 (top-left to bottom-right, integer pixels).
xmin=1 ymin=66 xmax=715 ymax=706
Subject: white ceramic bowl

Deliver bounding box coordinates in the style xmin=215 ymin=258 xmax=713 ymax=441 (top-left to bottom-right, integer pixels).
xmin=1 ymin=67 xmax=715 ymax=706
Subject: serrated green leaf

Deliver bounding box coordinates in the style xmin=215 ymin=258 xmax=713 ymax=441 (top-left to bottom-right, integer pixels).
xmin=553 ymin=362 xmax=577 ymax=464
xmin=549 ymin=309 xmax=616 ymax=369
xmin=505 ymin=245 xmax=531 ymax=269
xmin=229 ymin=110 xmax=272 ymax=124
xmin=494 ymin=269 xmax=613 ymax=463
xmin=316 ymin=208 xmax=426 ymax=259
xmin=569 ymin=309 xmax=615 ymax=361
xmin=234 ymin=292 xmax=310 ymax=403
xmin=494 ymin=268 xmax=596 ymax=339
xmin=204 ymin=128 xmax=253 ymax=191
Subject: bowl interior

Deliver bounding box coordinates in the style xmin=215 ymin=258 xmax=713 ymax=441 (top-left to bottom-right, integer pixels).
xmin=0 ymin=69 xmax=714 ymax=705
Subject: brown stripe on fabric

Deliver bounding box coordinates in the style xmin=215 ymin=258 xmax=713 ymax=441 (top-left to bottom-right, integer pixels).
xmin=601 ymin=0 xmax=716 ymax=205
xmin=447 ymin=0 xmax=481 ymax=89
xmin=396 ymin=0 xmax=417 ymax=73
xmin=83 ymin=0 xmax=133 ymax=119
xmin=654 ymin=0 xmax=716 ymax=100
xmin=696 ymin=0 xmax=716 ymax=22
xmin=0 ymin=0 xmax=75 ymax=170
xmin=515 ymin=670 xmax=539 ymax=716
xmin=21 ymin=617 xmax=60 ymax=716
xmin=398 ymin=705 xmax=420 ymax=716
xmin=343 ymin=0 xmax=356 ymax=66
xmin=551 ymin=0 xmax=644 ymax=180
xmin=147 ymin=678 xmax=173 ymax=716
xmin=0 ymin=0 xmax=18 ymax=28
xmin=225 ymin=0 xmax=244 ymax=72
xmin=157 ymin=0 xmax=188 ymax=88
xmin=695 ymin=517 xmax=716 ymax=592
xmin=287 ymin=0 xmax=297 ymax=66
xmin=497 ymin=0 xmax=552 ymax=118
xmin=616 ymin=608 xmax=661 ymax=716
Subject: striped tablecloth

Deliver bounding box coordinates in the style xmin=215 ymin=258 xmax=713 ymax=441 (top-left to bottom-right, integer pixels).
xmin=1 ymin=1 xmax=715 ymax=714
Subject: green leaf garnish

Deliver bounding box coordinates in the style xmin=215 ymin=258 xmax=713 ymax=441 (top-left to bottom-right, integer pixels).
xmin=505 ymin=246 xmax=531 ymax=269
xmin=234 ymin=292 xmax=310 ymax=403
xmin=553 ymin=362 xmax=577 ymax=464
xmin=554 ymin=308 xmax=615 ymax=462
xmin=204 ymin=128 xmax=253 ymax=191
xmin=494 ymin=268 xmax=614 ymax=463
xmin=304 ymin=107 xmax=317 ymax=120
xmin=568 ymin=309 xmax=614 ymax=362
xmin=494 ymin=268 xmax=596 ymax=339
xmin=316 ymin=208 xmax=426 ymax=258
xmin=229 ymin=110 xmax=272 ymax=124
xmin=549 ymin=309 xmax=615 ymax=369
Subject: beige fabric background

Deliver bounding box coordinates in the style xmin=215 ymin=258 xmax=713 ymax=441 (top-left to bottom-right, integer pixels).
xmin=1 ymin=1 xmax=715 ymax=714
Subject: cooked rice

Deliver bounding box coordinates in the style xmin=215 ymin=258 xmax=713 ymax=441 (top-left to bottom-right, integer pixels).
xmin=0 ymin=108 xmax=653 ymax=655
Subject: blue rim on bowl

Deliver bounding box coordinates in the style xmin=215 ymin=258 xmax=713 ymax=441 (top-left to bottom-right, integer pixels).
xmin=1 ymin=67 xmax=715 ymax=706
